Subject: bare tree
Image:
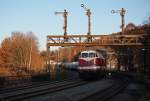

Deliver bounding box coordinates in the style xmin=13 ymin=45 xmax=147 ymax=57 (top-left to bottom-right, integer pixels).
xmin=0 ymin=32 xmax=43 ymax=75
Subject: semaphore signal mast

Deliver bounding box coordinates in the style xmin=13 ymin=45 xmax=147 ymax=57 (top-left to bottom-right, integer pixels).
xmin=111 ymin=8 xmax=126 ymax=34
xmin=81 ymin=4 xmax=92 ymax=42
xmin=55 ymin=9 xmax=68 ymax=41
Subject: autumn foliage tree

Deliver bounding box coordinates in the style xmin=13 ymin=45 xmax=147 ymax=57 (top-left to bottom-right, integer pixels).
xmin=0 ymin=32 xmax=43 ymax=75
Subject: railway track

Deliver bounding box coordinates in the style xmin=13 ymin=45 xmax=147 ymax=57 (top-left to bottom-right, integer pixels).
xmin=79 ymin=78 xmax=129 ymax=101
xmin=0 ymin=70 xmax=79 ymax=94
xmin=0 ymin=81 xmax=50 ymax=94
xmin=0 ymin=80 xmax=86 ymax=101
xmin=0 ymin=80 xmax=71 ymax=94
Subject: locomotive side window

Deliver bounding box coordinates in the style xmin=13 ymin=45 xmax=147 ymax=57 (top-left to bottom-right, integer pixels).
xmin=82 ymin=53 xmax=88 ymax=58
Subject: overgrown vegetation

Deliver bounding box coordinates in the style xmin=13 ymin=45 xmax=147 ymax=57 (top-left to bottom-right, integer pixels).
xmin=0 ymin=32 xmax=44 ymax=76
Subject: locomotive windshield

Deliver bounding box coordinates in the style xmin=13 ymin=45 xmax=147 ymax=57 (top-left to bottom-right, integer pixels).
xmin=81 ymin=52 xmax=97 ymax=58
xmin=81 ymin=53 xmax=88 ymax=58
xmin=89 ymin=53 xmax=97 ymax=58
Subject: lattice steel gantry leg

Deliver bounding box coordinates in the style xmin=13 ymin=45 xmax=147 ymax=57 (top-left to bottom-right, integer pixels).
xmin=46 ymin=42 xmax=51 ymax=73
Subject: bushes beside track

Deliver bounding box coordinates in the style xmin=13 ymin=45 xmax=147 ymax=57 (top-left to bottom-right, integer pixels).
xmin=0 ymin=76 xmax=6 ymax=87
xmin=31 ymin=73 xmax=50 ymax=82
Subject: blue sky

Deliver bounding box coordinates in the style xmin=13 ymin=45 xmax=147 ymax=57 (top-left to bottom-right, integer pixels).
xmin=0 ymin=0 xmax=150 ymax=51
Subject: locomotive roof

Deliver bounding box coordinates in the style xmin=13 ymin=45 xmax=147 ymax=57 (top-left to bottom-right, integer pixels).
xmin=81 ymin=50 xmax=97 ymax=53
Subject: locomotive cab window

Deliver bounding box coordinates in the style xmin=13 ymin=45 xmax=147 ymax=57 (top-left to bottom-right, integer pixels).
xmin=81 ymin=53 xmax=88 ymax=58
xmin=89 ymin=53 xmax=97 ymax=58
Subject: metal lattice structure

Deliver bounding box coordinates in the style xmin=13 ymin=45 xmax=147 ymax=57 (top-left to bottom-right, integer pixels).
xmin=47 ymin=34 xmax=145 ymax=47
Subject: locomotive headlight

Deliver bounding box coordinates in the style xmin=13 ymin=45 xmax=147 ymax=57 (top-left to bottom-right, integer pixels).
xmin=93 ymin=66 xmax=98 ymax=70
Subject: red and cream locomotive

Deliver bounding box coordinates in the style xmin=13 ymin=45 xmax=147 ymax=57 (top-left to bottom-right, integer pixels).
xmin=78 ymin=50 xmax=106 ymax=78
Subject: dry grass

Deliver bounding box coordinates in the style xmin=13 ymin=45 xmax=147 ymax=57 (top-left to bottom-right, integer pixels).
xmin=0 ymin=67 xmax=12 ymax=76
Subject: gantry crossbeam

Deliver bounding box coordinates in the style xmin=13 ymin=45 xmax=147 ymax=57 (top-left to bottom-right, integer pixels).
xmin=47 ymin=34 xmax=146 ymax=47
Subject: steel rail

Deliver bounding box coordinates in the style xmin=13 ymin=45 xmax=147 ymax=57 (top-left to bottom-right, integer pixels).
xmin=0 ymin=79 xmax=73 ymax=94
xmin=0 ymin=80 xmax=86 ymax=101
xmin=79 ymin=78 xmax=129 ymax=101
